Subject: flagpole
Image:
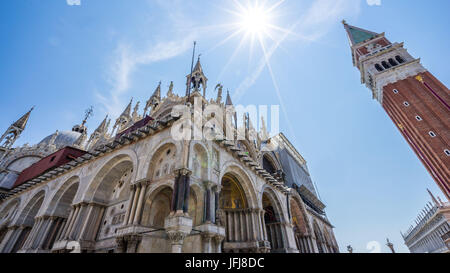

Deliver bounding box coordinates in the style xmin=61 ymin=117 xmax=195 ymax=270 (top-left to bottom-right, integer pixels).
xmin=186 ymin=41 xmax=197 ymax=101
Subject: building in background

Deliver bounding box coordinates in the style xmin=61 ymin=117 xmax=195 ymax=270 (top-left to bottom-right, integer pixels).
xmin=402 ymin=190 xmax=450 ymax=253
xmin=343 ymin=21 xmax=450 ymax=200
xmin=0 ymin=58 xmax=338 ymax=253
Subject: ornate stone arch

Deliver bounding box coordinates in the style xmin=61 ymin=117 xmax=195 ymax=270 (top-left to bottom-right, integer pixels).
xmin=312 ymin=220 xmax=325 ymax=253
xmin=15 ymin=190 xmax=46 ymax=226
xmin=0 ymin=198 xmax=21 ymax=228
xmin=289 ymin=191 xmax=311 ymax=236
xmin=219 ymin=161 xmax=257 ymax=208
xmin=141 ymin=184 xmax=174 ymax=228
xmin=144 ymin=139 xmax=181 ymax=180
xmin=261 ymin=152 xmax=281 ymax=175
xmin=323 ymin=227 xmax=333 ymax=251
xmin=190 ymin=142 xmax=210 ymax=181
xmin=0 ymin=150 xmax=46 ymax=169
xmin=188 ymin=183 xmax=204 ymax=227
xmin=146 ymin=142 xmax=178 ymax=181
xmin=82 ymin=153 xmax=136 ymax=203
xmin=44 ymin=176 xmax=80 ymax=217
xmin=261 ymin=185 xmax=287 ymax=223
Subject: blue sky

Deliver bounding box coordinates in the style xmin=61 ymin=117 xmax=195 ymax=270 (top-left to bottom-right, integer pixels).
xmin=1 ymin=0 xmax=449 ymax=253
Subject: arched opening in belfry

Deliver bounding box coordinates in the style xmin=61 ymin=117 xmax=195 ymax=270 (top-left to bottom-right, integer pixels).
xmin=290 ymin=197 xmax=311 ymax=253
xmin=262 ymin=191 xmax=286 ymax=253
xmin=382 ymin=61 xmax=391 ymax=69
xmin=12 ymin=191 xmax=45 ymax=253
xmin=219 ymin=174 xmax=253 ymax=253
xmin=395 ymin=55 xmax=405 ymax=64
xmin=375 ymin=64 xmax=384 ymax=72
xmin=388 ymin=58 xmax=398 ymax=67
xmin=44 ymin=179 xmax=79 ymax=251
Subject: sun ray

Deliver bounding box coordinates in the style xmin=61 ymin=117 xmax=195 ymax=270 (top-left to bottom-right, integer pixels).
xmin=256 ymin=32 xmax=297 ymax=143
xmin=205 ymin=28 xmax=246 ymax=55
xmin=216 ymin=32 xmax=250 ymax=82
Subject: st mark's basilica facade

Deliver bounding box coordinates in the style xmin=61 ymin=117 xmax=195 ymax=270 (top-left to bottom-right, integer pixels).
xmin=0 ymin=58 xmax=339 ymax=253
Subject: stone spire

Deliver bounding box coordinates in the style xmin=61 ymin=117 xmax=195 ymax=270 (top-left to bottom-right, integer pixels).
xmin=144 ymin=82 xmax=161 ymax=115
xmin=0 ymin=107 xmax=34 ymax=149
xmin=225 ymin=90 xmax=233 ymax=106
xmin=122 ymin=99 xmax=133 ymax=118
xmin=167 ymin=81 xmax=174 ymax=97
xmin=94 ymin=115 xmax=109 ymax=135
xmin=113 ymin=98 xmax=133 ymax=134
xmin=87 ymin=115 xmax=111 ymax=150
xmin=260 ymin=116 xmax=269 ymax=141
xmin=132 ymin=101 xmax=141 ymax=122
xmin=13 ymin=107 xmax=33 ymax=131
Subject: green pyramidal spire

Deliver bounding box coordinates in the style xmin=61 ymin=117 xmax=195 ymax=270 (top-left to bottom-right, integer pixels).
xmin=343 ymin=20 xmax=379 ymax=46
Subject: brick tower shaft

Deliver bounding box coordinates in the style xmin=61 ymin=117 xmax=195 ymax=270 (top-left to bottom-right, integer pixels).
xmin=343 ymin=21 xmax=450 ymax=199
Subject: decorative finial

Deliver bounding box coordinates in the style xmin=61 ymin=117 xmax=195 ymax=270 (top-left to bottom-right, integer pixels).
xmin=342 ymin=19 xmax=347 ymax=25
xmin=82 ymin=106 xmax=94 ymax=126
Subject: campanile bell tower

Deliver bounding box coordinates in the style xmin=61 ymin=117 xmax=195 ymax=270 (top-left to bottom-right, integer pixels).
xmin=343 ymin=21 xmax=450 ymax=199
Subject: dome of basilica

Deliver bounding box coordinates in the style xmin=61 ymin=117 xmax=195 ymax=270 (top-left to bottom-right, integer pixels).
xmin=38 ymin=130 xmax=83 ymax=148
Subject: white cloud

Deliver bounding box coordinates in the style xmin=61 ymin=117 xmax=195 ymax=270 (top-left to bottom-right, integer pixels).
xmin=366 ymin=0 xmax=381 ymax=6
xmin=96 ymin=1 xmax=198 ymax=118
xmin=66 ymin=0 xmax=81 ymax=6
xmin=97 ymin=37 xmax=195 ymax=117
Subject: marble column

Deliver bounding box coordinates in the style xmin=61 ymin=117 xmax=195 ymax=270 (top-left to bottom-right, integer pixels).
xmin=202 ymin=233 xmax=214 ymax=253
xmin=127 ymin=185 xmax=141 ymax=225
xmin=172 ymin=168 xmax=192 ymax=213
xmin=63 ymin=204 xmax=80 ymax=240
xmin=133 ymin=180 xmax=149 ymax=225
xmin=214 ymin=235 xmax=225 ymax=253
xmin=22 ymin=216 xmax=44 ymax=250
xmin=203 ymin=181 xmax=214 ymax=223
xmin=213 ymin=185 xmax=221 ymax=224
xmin=124 ymin=184 xmax=137 ymax=225
xmin=0 ymin=226 xmax=20 ymax=253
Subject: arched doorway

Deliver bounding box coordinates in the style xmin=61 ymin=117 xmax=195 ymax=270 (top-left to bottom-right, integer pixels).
xmin=219 ymin=174 xmax=256 ymax=253
xmin=262 ymin=191 xmax=287 ymax=253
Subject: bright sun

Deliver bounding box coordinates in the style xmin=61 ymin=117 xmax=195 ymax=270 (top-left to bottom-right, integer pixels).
xmin=239 ymin=5 xmax=271 ymax=35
